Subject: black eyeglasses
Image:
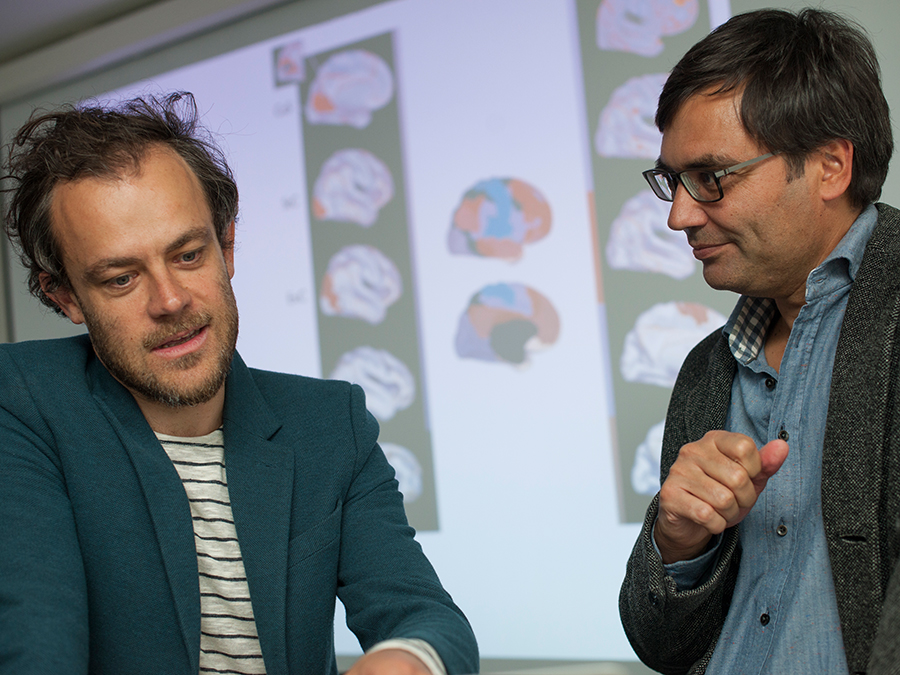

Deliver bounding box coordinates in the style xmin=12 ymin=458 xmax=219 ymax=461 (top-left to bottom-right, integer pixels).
xmin=642 ymin=152 xmax=776 ymax=203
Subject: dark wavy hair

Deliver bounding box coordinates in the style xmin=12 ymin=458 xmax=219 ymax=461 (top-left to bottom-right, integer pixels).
xmin=2 ymin=91 xmax=238 ymax=313
xmin=656 ymin=8 xmax=893 ymax=210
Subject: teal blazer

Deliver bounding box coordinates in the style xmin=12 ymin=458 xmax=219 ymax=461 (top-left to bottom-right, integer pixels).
xmin=0 ymin=334 xmax=477 ymax=674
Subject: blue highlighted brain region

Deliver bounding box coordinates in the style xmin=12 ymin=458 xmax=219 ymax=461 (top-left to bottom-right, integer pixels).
xmin=448 ymin=178 xmax=551 ymax=262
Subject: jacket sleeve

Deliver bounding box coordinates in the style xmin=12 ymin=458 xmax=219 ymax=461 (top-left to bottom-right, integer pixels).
xmin=618 ymin=329 xmax=739 ymax=674
xmin=336 ymin=384 xmax=478 ymax=675
xmin=0 ymin=355 xmax=90 ymax=674
xmin=618 ymin=494 xmax=741 ymax=674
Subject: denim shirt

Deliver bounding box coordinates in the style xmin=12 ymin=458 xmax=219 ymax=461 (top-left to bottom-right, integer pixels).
xmin=663 ymin=205 xmax=878 ymax=674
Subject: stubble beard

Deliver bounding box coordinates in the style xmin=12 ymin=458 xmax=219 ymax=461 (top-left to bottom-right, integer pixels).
xmin=82 ymin=276 xmax=239 ymax=408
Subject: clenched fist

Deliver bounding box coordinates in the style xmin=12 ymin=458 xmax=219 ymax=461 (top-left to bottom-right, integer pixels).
xmin=654 ymin=430 xmax=789 ymax=564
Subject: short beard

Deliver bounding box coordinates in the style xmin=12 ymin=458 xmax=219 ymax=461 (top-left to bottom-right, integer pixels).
xmin=81 ymin=276 xmax=239 ymax=408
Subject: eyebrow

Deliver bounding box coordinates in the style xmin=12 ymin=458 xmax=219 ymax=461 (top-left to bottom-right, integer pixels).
xmin=655 ymin=154 xmax=740 ymax=172
xmin=82 ymin=226 xmax=214 ymax=284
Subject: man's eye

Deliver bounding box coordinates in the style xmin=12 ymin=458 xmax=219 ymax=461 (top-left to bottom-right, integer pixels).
xmin=181 ymin=251 xmax=199 ymax=262
xmin=110 ymin=274 xmax=132 ymax=287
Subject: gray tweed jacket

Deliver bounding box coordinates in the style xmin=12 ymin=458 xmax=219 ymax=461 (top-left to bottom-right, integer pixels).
xmin=619 ymin=203 xmax=900 ymax=675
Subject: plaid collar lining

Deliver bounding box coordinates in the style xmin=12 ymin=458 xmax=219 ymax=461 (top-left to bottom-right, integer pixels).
xmin=727 ymin=296 xmax=777 ymax=364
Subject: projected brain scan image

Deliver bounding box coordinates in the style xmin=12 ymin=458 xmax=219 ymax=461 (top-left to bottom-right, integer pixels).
xmin=455 ymin=282 xmax=560 ymax=366
xmin=621 ymin=301 xmax=726 ymax=387
xmin=595 ymin=73 xmax=667 ymax=159
xmin=448 ymin=178 xmax=552 ymax=262
xmin=631 ymin=420 xmax=665 ymax=496
xmin=381 ymin=443 xmax=423 ymax=504
xmin=606 ymin=189 xmax=696 ymax=280
xmin=275 ymin=40 xmax=305 ymax=85
xmin=329 ymin=346 xmax=415 ymax=421
xmin=305 ymin=49 xmax=394 ymax=128
xmin=312 ymin=148 xmax=394 ymax=227
xmin=319 ymin=244 xmax=402 ymax=324
xmin=597 ymin=0 xmax=699 ymax=57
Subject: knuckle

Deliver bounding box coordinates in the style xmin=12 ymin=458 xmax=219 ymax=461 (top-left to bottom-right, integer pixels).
xmin=708 ymin=486 xmax=735 ymax=511
xmin=723 ymin=462 xmax=751 ymax=488
xmin=693 ymin=501 xmax=716 ymax=525
xmin=677 ymin=441 xmax=705 ymax=464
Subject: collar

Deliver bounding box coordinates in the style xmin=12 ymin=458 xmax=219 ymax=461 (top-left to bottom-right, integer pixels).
xmin=723 ymin=204 xmax=878 ymax=364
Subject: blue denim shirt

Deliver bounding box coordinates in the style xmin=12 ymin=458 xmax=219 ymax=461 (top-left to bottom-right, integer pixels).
xmin=663 ymin=205 xmax=878 ymax=674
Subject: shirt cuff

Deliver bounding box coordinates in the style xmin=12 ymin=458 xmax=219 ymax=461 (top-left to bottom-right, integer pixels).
xmin=651 ymin=517 xmax=722 ymax=591
xmin=366 ymin=638 xmax=447 ymax=675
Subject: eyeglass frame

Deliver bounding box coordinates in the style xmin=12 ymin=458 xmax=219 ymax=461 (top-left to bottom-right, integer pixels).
xmin=642 ymin=152 xmax=777 ymax=203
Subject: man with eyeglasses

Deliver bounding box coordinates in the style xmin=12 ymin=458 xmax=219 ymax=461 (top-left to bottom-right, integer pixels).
xmin=619 ymin=7 xmax=900 ymax=675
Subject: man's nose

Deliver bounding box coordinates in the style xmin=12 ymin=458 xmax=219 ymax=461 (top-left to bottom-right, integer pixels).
xmin=667 ymin=184 xmax=708 ymax=232
xmin=148 ymin=272 xmax=191 ymax=317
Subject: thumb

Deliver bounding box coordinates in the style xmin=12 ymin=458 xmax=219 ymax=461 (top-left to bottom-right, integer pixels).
xmin=752 ymin=439 xmax=789 ymax=494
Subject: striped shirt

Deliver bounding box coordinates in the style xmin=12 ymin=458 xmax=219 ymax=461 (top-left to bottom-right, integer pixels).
xmin=157 ymin=430 xmax=266 ymax=675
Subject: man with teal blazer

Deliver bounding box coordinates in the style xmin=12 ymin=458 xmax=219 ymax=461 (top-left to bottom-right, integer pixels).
xmin=0 ymin=92 xmax=478 ymax=675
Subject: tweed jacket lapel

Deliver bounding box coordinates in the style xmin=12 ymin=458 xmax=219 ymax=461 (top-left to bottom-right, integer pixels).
xmin=86 ymin=355 xmax=202 ymax=672
xmin=822 ymin=203 xmax=900 ymax=671
xmin=660 ymin=330 xmax=735 ymax=484
xmin=221 ymin=354 xmax=294 ymax=675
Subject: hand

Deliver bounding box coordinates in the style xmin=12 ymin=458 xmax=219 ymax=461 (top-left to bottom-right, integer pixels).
xmin=654 ymin=430 xmax=789 ymax=564
xmin=345 ymin=649 xmax=432 ymax=675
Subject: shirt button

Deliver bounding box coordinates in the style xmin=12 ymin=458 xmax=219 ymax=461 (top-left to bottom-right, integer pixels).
xmin=777 ymin=524 xmax=788 ymax=537
xmin=760 ymin=613 xmax=770 ymax=626
xmin=765 ymin=377 xmax=776 ymax=389
xmin=778 ymin=429 xmax=789 ymax=441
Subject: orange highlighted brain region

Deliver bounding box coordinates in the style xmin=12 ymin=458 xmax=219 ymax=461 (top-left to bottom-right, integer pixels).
xmin=455 ymin=283 xmax=560 ymax=366
xmin=449 ymin=178 xmax=551 ymax=262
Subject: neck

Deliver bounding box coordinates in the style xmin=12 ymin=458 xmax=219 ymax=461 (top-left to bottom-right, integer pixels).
xmin=134 ymin=388 xmax=226 ymax=437
xmin=775 ymin=202 xmax=864 ymax=330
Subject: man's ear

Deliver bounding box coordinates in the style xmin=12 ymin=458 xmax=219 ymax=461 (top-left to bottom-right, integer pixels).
xmin=223 ymin=221 xmax=236 ymax=280
xmin=816 ymin=138 xmax=854 ymax=202
xmin=39 ymin=273 xmax=85 ymax=324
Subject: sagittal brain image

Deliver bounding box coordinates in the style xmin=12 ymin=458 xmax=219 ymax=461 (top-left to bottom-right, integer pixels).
xmin=595 ymin=73 xmax=667 ymax=159
xmin=274 ymin=41 xmax=306 ymax=85
xmin=448 ymin=178 xmax=551 ymax=262
xmin=621 ymin=301 xmax=726 ymax=387
xmin=606 ymin=190 xmax=696 ymax=280
xmin=305 ymin=49 xmax=394 ymax=128
xmin=319 ymin=245 xmax=402 ymax=324
xmin=329 ymin=346 xmax=415 ymax=422
xmin=381 ymin=443 xmax=423 ymax=504
xmin=597 ymin=0 xmax=699 ymax=57
xmin=313 ymin=148 xmax=394 ymax=227
xmin=455 ymin=283 xmax=560 ymax=366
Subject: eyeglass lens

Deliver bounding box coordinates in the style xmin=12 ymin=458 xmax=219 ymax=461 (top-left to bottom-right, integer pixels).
xmin=647 ymin=170 xmax=721 ymax=202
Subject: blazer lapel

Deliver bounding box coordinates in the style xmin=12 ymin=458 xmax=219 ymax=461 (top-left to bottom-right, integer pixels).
xmin=221 ymin=354 xmax=293 ymax=675
xmin=86 ymin=356 xmax=202 ymax=671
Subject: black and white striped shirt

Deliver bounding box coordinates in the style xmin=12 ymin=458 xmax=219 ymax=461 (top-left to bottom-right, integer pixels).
xmin=158 ymin=430 xmax=266 ymax=675
xmin=157 ymin=430 xmax=445 ymax=675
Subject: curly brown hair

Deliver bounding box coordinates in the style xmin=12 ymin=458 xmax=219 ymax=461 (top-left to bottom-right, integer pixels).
xmin=2 ymin=91 xmax=238 ymax=313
